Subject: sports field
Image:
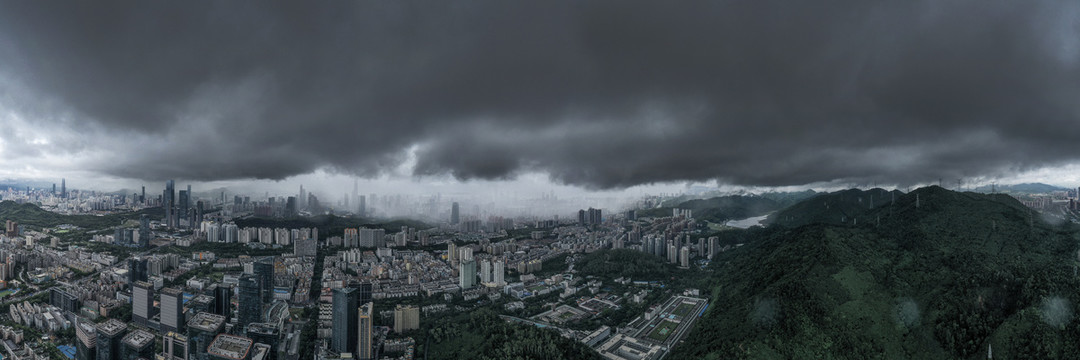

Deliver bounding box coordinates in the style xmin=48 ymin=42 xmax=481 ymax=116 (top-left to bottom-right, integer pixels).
xmin=647 ymin=320 xmax=679 ymax=342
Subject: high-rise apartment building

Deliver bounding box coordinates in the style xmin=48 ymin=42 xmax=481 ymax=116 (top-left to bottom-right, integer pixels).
xmin=393 ymin=305 xmax=419 ymax=333
xmin=357 ymin=302 xmax=374 ymax=360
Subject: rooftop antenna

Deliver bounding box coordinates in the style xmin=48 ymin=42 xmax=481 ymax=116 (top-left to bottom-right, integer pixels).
xmin=991 ymin=182 xmax=996 ymax=194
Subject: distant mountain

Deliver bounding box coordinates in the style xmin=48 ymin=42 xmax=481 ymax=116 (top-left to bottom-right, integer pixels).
xmin=970 ymin=182 xmax=1069 ymax=194
xmin=671 ymin=186 xmax=1080 ymax=359
xmin=639 ymin=191 xmax=816 ymax=224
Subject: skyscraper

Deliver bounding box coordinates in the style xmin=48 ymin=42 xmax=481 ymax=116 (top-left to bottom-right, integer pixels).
xmin=164 ymin=180 xmax=175 ymax=229
xmin=178 ymin=190 xmax=189 ymax=225
xmin=160 ymin=287 xmax=185 ymax=333
xmin=358 ymin=195 xmax=366 ymax=217
xmin=132 ymin=281 xmax=155 ymax=327
xmin=95 ymin=319 xmax=127 ymax=360
xmin=213 ymin=284 xmax=232 ymax=322
xmin=187 ymin=312 xmax=226 ymax=360
xmin=450 ymin=202 xmax=460 ymax=224
xmin=254 ymin=257 xmax=274 ymax=303
xmin=61 ymin=178 xmax=66 ymax=198
xmin=285 ymin=196 xmax=296 ymax=216
xmin=138 ymin=214 xmax=151 ymax=247
xmin=186 ymin=184 xmax=192 ymax=220
xmin=332 ymin=287 xmax=359 ymax=354
xmin=127 ymin=258 xmax=148 ymax=286
xmin=357 ymin=302 xmax=374 ymax=360
xmin=238 ymin=275 xmax=262 ymax=329
xmin=301 ymin=185 xmax=306 ymax=209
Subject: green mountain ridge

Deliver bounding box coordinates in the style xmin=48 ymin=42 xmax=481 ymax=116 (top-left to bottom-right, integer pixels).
xmin=672 ymin=186 xmax=1080 ymax=359
xmin=0 ymin=200 xmax=163 ymax=229
xmin=639 ymin=191 xmax=817 ymax=224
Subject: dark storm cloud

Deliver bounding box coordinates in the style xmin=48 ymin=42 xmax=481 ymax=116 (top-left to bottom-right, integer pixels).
xmin=0 ymin=1 xmax=1078 ymax=188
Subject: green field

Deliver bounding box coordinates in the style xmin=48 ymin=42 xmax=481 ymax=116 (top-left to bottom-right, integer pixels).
xmin=0 ymin=289 xmax=18 ymax=298
xmin=647 ymin=320 xmax=679 ymax=342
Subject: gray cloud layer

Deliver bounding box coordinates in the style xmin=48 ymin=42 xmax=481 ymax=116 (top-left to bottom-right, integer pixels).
xmin=1 ymin=1 xmax=1078 ymax=188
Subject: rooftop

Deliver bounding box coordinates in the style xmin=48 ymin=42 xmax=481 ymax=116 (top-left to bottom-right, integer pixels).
xmin=162 ymin=287 xmax=184 ymax=297
xmin=246 ymin=323 xmax=278 ymax=336
xmin=133 ymin=280 xmax=153 ymax=289
xmin=95 ymin=319 xmax=127 ymax=337
xmin=206 ymin=334 xmax=253 ymax=360
xmin=121 ymin=329 xmax=154 ymax=348
xmin=188 ymin=312 xmax=226 ymax=332
xmin=192 ymin=294 xmax=215 ymax=305
xmin=250 ymin=343 xmax=271 ymax=360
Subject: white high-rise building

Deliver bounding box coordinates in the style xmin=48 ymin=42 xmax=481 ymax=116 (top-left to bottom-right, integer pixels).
xmin=206 ymin=223 xmax=221 ymax=242
xmin=258 ymin=228 xmax=273 ymax=244
xmin=480 ymin=259 xmax=493 ymax=284
xmin=493 ymin=258 xmax=505 ymax=286
xmin=459 ymin=247 xmax=473 ymax=262
xmin=224 ymin=224 xmax=239 ymax=243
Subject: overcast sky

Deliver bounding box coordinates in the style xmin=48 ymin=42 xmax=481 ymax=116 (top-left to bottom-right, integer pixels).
xmin=2 ymin=1 xmax=1080 ymax=198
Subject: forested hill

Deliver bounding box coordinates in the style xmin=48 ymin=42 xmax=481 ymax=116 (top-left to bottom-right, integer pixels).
xmin=766 ymin=188 xmax=904 ymax=227
xmin=672 ymin=186 xmax=1080 ymax=359
xmin=0 ymin=200 xmax=163 ymax=228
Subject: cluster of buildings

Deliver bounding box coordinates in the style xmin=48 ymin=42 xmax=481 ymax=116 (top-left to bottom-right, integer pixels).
xmin=194 ymin=223 xmax=318 ymax=257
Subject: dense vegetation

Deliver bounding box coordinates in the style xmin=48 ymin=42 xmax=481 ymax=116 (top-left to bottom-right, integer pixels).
xmin=765 ymin=188 xmax=903 ymax=227
xmin=424 ymin=308 xmax=600 ymax=360
xmin=576 ymin=249 xmax=678 ymax=281
xmin=0 ymin=200 xmax=163 ymax=229
xmin=671 ymin=186 xmax=1080 ymax=359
